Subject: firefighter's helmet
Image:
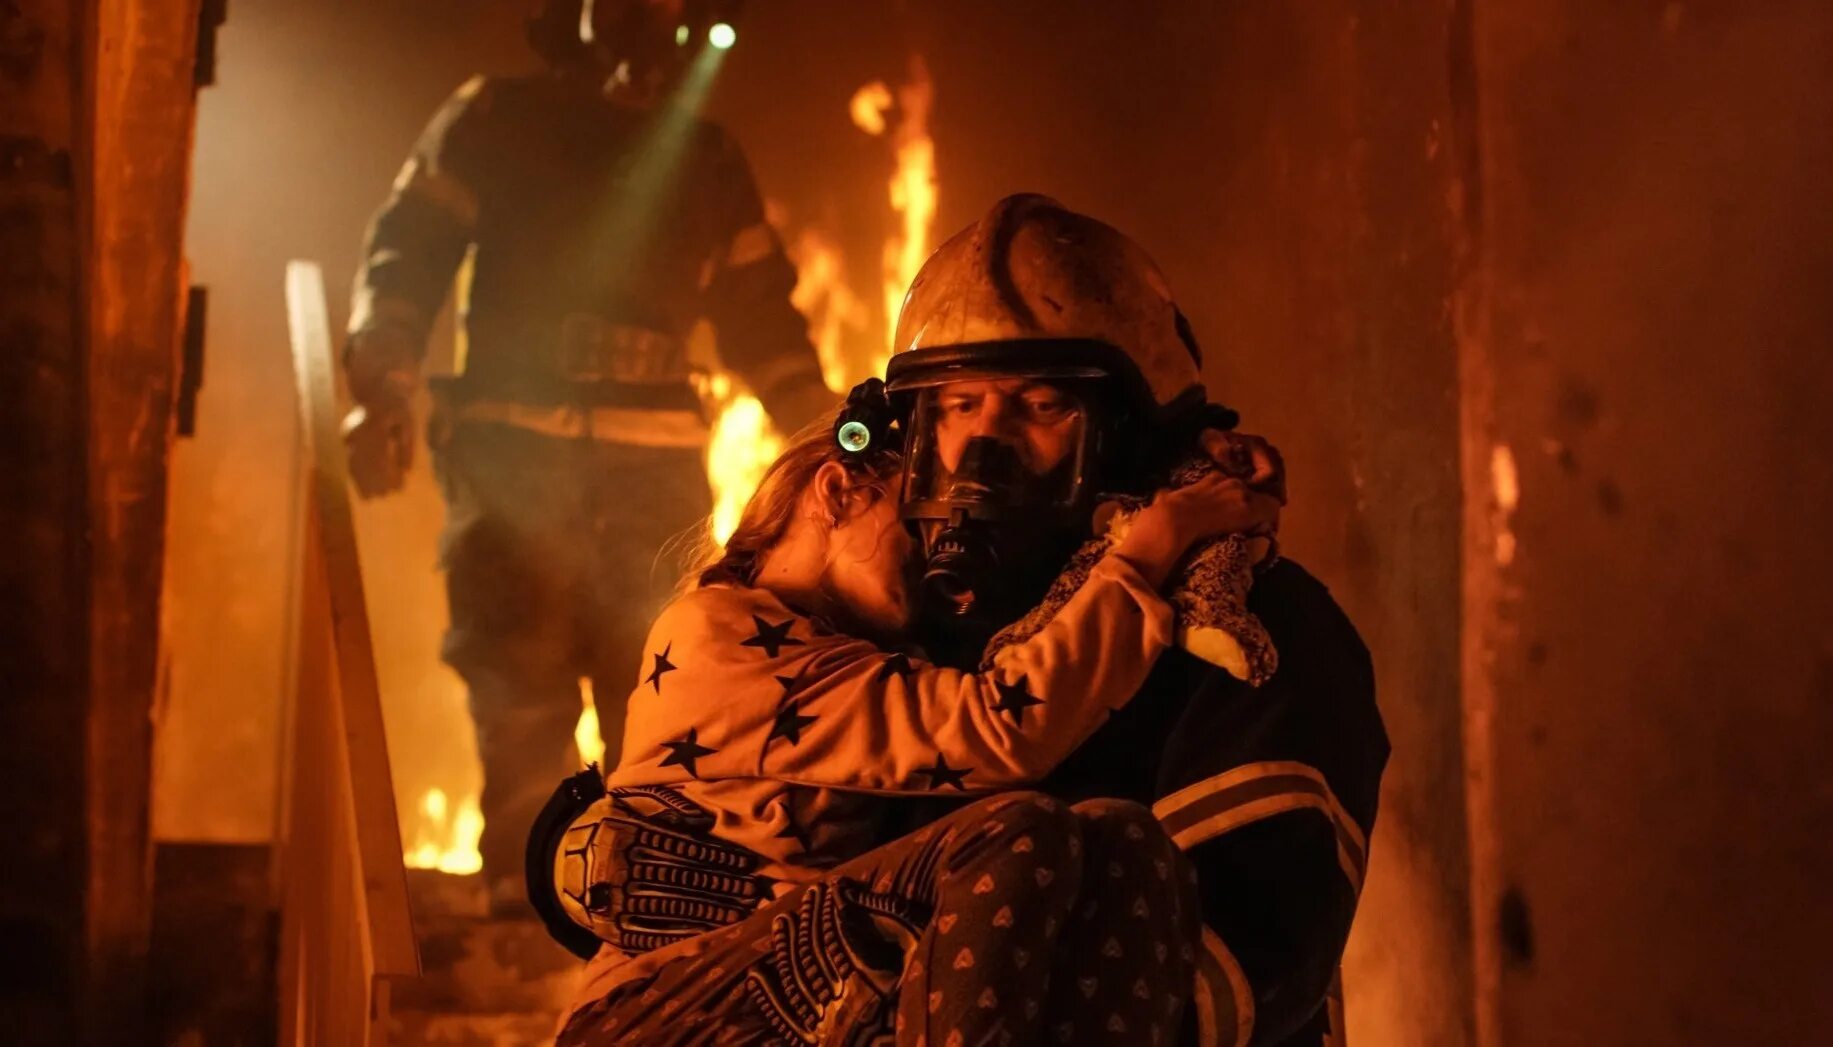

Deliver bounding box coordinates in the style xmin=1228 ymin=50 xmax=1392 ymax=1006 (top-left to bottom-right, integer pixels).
xmin=880 ymin=195 xmax=1227 ymax=629
xmin=526 ymin=0 xmax=743 ymax=81
xmin=886 ymin=193 xmax=1208 ymax=417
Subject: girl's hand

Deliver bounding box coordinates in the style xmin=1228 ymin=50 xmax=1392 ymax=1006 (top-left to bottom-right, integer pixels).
xmin=1112 ymin=475 xmax=1282 ymax=588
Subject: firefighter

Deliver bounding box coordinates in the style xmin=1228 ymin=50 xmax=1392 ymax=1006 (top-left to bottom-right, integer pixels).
xmin=526 ymin=195 xmax=1385 ymax=1041
xmin=879 ymin=193 xmax=1390 ymax=1046
xmin=527 ymin=417 xmax=1274 ymax=1044
xmin=341 ymin=0 xmax=831 ymax=908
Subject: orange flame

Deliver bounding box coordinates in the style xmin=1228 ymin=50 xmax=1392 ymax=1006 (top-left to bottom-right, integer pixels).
xmin=701 ymin=372 xmax=783 ymax=546
xmin=576 ymin=679 xmax=607 ymax=767
xmin=404 ymin=787 xmax=484 ymax=875
xmin=701 ymin=57 xmax=938 ymax=549
xmin=851 ymin=57 xmax=937 ymax=364
xmin=786 ymin=220 xmax=872 ymax=393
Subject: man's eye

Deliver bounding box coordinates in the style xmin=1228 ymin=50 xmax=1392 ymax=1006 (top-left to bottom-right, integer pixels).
xmin=939 ymin=398 xmax=978 ymax=416
xmin=1024 ymin=397 xmax=1073 ymax=421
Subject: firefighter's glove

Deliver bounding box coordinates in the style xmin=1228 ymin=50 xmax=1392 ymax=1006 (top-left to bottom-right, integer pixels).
xmin=744 ymin=878 xmax=922 ymax=1046
xmin=341 ymin=325 xmax=420 ymax=498
xmin=555 ymin=784 xmax=771 ymax=955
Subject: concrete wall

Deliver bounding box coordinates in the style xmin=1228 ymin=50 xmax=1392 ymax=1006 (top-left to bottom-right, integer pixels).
xmin=1459 ymin=2 xmax=1833 ymax=1042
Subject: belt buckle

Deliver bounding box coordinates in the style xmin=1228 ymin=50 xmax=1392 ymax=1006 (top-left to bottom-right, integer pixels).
xmin=558 ymin=313 xmax=613 ymax=381
xmin=559 ymin=315 xmax=684 ymax=385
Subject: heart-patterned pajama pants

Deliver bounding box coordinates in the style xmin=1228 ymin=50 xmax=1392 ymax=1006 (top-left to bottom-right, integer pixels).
xmin=557 ymin=791 xmax=1200 ymax=1046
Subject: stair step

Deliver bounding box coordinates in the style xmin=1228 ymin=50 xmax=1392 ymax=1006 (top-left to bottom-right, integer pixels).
xmin=387 ymin=1008 xmax=566 ymax=1047
xmin=390 ymin=871 xmax=586 ymax=1043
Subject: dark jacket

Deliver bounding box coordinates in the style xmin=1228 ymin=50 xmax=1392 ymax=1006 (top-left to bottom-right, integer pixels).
xmin=1042 ymin=558 xmax=1388 ymax=1046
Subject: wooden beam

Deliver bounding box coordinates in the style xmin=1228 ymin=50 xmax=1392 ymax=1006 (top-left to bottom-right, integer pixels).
xmin=83 ymin=0 xmax=204 ymax=1041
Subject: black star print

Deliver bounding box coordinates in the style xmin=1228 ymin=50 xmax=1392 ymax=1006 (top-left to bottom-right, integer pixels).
xmin=916 ymin=752 xmax=972 ymax=791
xmin=740 ymin=615 xmax=805 ymax=658
xmin=991 ymin=678 xmax=1044 ymax=726
xmin=767 ymin=699 xmax=818 ymax=746
xmin=658 ymin=728 xmax=718 ymax=779
xmin=645 ymin=643 xmax=679 ymax=693
xmin=877 ymin=653 xmax=915 ymax=682
xmin=773 ymin=814 xmax=811 ymax=853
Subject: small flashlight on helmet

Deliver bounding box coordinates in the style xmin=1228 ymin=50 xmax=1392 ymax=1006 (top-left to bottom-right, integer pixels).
xmin=834 ymin=377 xmax=895 ymax=457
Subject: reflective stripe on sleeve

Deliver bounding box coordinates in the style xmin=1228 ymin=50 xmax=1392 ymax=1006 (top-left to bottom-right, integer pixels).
xmin=1153 ymin=760 xmax=1369 ymax=894
xmin=392 ymin=155 xmax=480 ymax=228
xmin=1323 ymin=968 xmax=1348 ymax=1047
xmin=1192 ymin=926 xmax=1256 ymax=1047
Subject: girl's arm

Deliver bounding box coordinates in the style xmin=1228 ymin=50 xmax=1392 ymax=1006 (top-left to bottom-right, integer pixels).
xmin=609 ymin=473 xmax=1276 ymax=795
xmin=609 ymin=554 xmax=1172 ymax=795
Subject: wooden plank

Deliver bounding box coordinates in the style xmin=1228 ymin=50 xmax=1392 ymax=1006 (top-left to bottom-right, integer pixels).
xmin=286 ymin=260 xmax=420 ymax=979
xmin=270 ymin=327 xmax=310 ymax=906
xmin=279 ymin=517 xmax=334 ymax=1047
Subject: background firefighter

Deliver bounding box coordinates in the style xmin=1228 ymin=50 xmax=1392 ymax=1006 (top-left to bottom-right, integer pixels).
xmin=341 ymin=0 xmax=831 ymax=907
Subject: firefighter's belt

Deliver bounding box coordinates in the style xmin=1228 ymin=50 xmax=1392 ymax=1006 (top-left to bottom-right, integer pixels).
xmin=452 ymin=399 xmax=710 ymax=448
xmin=559 ymin=315 xmax=690 ymax=385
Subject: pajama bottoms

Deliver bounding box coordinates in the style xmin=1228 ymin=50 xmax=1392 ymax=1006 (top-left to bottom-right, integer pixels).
xmin=557 ymin=792 xmax=1201 ymax=1046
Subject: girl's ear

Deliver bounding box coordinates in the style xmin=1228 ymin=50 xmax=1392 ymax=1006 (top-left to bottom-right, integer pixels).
xmin=809 ymin=461 xmax=852 ymax=526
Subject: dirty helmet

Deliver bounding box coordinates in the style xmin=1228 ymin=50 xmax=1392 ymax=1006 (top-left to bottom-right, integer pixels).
xmin=878 ymin=193 xmax=1230 ymax=623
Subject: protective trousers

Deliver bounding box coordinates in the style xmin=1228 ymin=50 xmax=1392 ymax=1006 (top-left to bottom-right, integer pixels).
xmin=558 ymin=793 xmax=1200 ymax=1046
xmin=433 ymin=420 xmax=712 ymax=891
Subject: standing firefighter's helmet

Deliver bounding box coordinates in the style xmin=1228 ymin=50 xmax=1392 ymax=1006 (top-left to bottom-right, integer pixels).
xmin=526 ymin=0 xmax=744 ymax=85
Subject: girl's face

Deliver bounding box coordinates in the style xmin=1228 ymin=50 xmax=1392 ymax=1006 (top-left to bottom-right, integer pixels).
xmin=823 ymin=475 xmax=918 ymax=639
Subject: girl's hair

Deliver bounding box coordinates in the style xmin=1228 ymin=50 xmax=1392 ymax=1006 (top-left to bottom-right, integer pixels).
xmin=690 ymin=418 xmax=903 ymax=589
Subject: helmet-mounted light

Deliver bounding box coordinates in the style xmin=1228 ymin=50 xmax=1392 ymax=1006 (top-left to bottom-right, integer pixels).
xmin=832 ymin=377 xmax=900 ymax=457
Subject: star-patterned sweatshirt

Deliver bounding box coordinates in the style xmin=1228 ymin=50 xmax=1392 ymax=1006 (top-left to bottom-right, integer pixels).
xmin=605 ymin=554 xmax=1176 ymax=884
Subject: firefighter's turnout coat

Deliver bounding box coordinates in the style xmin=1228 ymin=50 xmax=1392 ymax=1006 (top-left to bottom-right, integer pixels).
xmin=1041 ymin=558 xmax=1389 ymax=1047
xmin=351 ymin=73 xmax=828 ymax=440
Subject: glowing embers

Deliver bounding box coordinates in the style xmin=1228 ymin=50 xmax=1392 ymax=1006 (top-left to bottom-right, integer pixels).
xmin=405 ymin=787 xmax=485 ymax=875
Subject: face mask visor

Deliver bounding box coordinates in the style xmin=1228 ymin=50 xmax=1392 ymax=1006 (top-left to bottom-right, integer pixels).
xmin=892 ymin=371 xmax=1105 ymax=626
xmin=898 ymin=371 xmax=1102 ymax=530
